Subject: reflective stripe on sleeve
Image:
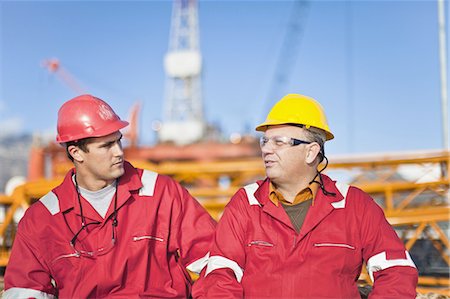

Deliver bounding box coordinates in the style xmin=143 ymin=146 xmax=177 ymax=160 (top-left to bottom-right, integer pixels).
xmin=139 ymin=170 xmax=158 ymax=196
xmin=205 ymin=255 xmax=244 ymax=283
xmin=366 ymin=250 xmax=416 ymax=281
xmin=186 ymin=252 xmax=210 ymax=274
xmin=3 ymin=287 xmax=56 ymax=299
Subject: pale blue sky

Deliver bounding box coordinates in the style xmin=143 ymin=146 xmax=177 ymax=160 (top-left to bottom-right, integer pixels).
xmin=0 ymin=0 xmax=448 ymax=155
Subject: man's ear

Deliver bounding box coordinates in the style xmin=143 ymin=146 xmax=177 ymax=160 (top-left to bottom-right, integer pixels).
xmin=68 ymin=145 xmax=84 ymax=163
xmin=305 ymin=143 xmax=321 ymax=164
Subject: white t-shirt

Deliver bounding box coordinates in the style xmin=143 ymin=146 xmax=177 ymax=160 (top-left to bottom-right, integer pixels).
xmin=73 ymin=176 xmax=116 ymax=219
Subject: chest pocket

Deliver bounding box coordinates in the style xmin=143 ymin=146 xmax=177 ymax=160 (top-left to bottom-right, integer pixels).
xmin=312 ymin=240 xmax=360 ymax=274
xmin=244 ymin=219 xmax=278 ymax=272
xmin=48 ymin=241 xmax=84 ymax=288
xmin=131 ymin=230 xmax=168 ymax=254
xmin=313 ymin=242 xmax=355 ymax=250
xmin=247 ymin=240 xmax=275 ymax=248
xmin=131 ymin=231 xmax=167 ymax=259
xmin=241 ymin=223 xmax=280 ymax=295
xmin=308 ymin=216 xmax=361 ymax=276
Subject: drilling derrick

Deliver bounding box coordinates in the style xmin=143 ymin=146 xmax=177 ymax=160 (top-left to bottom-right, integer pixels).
xmin=159 ymin=0 xmax=204 ymax=145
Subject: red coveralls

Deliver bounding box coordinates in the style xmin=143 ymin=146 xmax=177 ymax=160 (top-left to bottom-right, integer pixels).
xmin=194 ymin=174 xmax=418 ymax=298
xmin=4 ymin=161 xmax=216 ymax=298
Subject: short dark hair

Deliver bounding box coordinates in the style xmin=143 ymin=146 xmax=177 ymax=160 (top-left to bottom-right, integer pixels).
xmin=64 ymin=138 xmax=93 ymax=162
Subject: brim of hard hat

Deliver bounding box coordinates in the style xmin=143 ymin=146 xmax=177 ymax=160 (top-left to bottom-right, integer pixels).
xmin=56 ymin=120 xmax=129 ymax=143
xmin=255 ymin=120 xmax=334 ymax=141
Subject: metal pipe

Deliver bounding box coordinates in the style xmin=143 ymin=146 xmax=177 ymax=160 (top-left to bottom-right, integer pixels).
xmin=437 ymin=0 xmax=448 ymax=150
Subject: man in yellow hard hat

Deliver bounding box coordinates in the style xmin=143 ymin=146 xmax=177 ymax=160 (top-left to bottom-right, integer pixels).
xmin=194 ymin=94 xmax=418 ymax=298
xmin=4 ymin=94 xmax=216 ymax=298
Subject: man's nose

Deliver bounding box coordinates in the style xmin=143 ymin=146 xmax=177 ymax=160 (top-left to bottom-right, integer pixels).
xmin=261 ymin=142 xmax=275 ymax=154
xmin=113 ymin=142 xmax=124 ymax=156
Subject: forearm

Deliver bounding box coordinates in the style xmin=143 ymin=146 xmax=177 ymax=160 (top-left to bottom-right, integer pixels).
xmin=369 ymin=266 xmax=418 ymax=299
xmin=195 ymin=268 xmax=244 ymax=299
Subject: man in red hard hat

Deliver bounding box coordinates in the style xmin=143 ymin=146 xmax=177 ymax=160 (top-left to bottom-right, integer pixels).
xmin=4 ymin=94 xmax=216 ymax=298
xmin=194 ymin=94 xmax=418 ymax=298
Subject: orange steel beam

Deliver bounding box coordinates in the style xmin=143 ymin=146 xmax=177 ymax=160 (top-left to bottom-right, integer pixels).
xmin=0 ymin=185 xmax=26 ymax=238
xmin=422 ymin=224 xmax=450 ymax=266
xmin=387 ymin=207 xmax=450 ymax=225
xmin=328 ymin=151 xmax=449 ymax=168
xmin=416 ymin=287 xmax=450 ymax=297
xmin=418 ymin=276 xmax=450 ymax=287
xmin=46 ymin=151 xmax=450 ymax=183
xmin=405 ymin=222 xmax=428 ymax=251
xmin=429 ymin=221 xmax=450 ymax=249
xmin=396 ymin=186 xmax=428 ymax=211
xmin=0 ymin=195 xmax=13 ymax=205
xmin=359 ymin=180 xmax=448 ymax=193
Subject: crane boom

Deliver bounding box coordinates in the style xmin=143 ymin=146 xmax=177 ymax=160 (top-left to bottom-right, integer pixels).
xmin=264 ymin=0 xmax=310 ymax=116
xmin=42 ymin=58 xmax=87 ymax=94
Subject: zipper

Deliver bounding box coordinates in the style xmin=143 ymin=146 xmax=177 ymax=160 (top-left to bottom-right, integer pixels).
xmin=247 ymin=240 xmax=274 ymax=247
xmin=314 ymin=243 xmax=355 ymax=250
xmin=52 ymin=252 xmax=80 ymax=263
xmin=133 ymin=235 xmax=164 ymax=242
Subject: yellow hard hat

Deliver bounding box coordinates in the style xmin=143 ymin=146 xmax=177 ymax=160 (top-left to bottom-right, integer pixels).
xmin=256 ymin=94 xmax=334 ymax=140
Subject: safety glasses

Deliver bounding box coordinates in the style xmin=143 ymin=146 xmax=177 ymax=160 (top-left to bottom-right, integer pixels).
xmin=260 ymin=135 xmax=312 ymax=149
xmin=68 ymin=175 xmax=119 ymax=258
xmin=69 ymin=220 xmax=117 ymax=258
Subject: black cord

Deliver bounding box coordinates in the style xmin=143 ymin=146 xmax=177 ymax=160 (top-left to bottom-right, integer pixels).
xmin=112 ymin=178 xmax=119 ymax=227
xmin=112 ymin=179 xmax=119 ymax=243
xmin=74 ymin=172 xmax=87 ymax=227
xmin=309 ymin=155 xmax=336 ymax=197
xmin=73 ymin=173 xmax=119 ymax=245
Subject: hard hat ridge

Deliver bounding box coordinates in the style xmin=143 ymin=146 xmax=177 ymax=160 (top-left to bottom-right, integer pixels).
xmin=256 ymin=93 xmax=334 ymax=140
xmin=56 ymin=94 xmax=129 ymax=143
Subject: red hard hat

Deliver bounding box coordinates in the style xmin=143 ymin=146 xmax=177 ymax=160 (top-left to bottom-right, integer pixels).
xmin=56 ymin=94 xmax=129 ymax=143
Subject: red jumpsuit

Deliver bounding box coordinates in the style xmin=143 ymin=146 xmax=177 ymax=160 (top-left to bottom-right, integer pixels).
xmin=4 ymin=161 xmax=216 ymax=298
xmin=194 ymin=174 xmax=418 ymax=298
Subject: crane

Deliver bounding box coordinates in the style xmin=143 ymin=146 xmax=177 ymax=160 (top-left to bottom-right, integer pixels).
xmin=263 ymin=0 xmax=310 ymax=117
xmin=42 ymin=58 xmax=87 ymax=95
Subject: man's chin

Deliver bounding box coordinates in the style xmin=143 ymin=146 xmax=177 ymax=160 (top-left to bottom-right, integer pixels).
xmin=265 ymin=170 xmax=278 ymax=181
xmin=112 ymin=167 xmax=125 ymax=179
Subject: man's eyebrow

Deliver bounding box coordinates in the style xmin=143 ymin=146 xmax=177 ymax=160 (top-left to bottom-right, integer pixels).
xmin=99 ymin=135 xmax=122 ymax=147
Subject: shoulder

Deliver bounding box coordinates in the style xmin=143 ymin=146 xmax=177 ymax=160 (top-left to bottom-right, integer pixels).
xmin=322 ymin=175 xmax=376 ymax=209
xmin=16 ymin=191 xmax=57 ymax=234
xmin=346 ymin=185 xmax=379 ymax=210
xmin=239 ymin=182 xmax=261 ymax=205
xmin=38 ymin=191 xmax=60 ymax=215
xmin=227 ymin=180 xmax=267 ymax=210
xmin=326 ymin=177 xmax=383 ymax=216
xmin=137 ymin=167 xmax=177 ymax=186
xmin=132 ymin=164 xmax=179 ymax=192
xmin=124 ymin=161 xmax=175 ymax=189
xmin=135 ymin=167 xmax=189 ymax=202
xmin=137 ymin=168 xmax=159 ymax=196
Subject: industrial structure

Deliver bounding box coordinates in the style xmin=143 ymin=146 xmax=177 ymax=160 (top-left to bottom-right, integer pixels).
xmin=159 ymin=0 xmax=205 ymax=145
xmin=1 ymin=0 xmax=449 ymax=296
